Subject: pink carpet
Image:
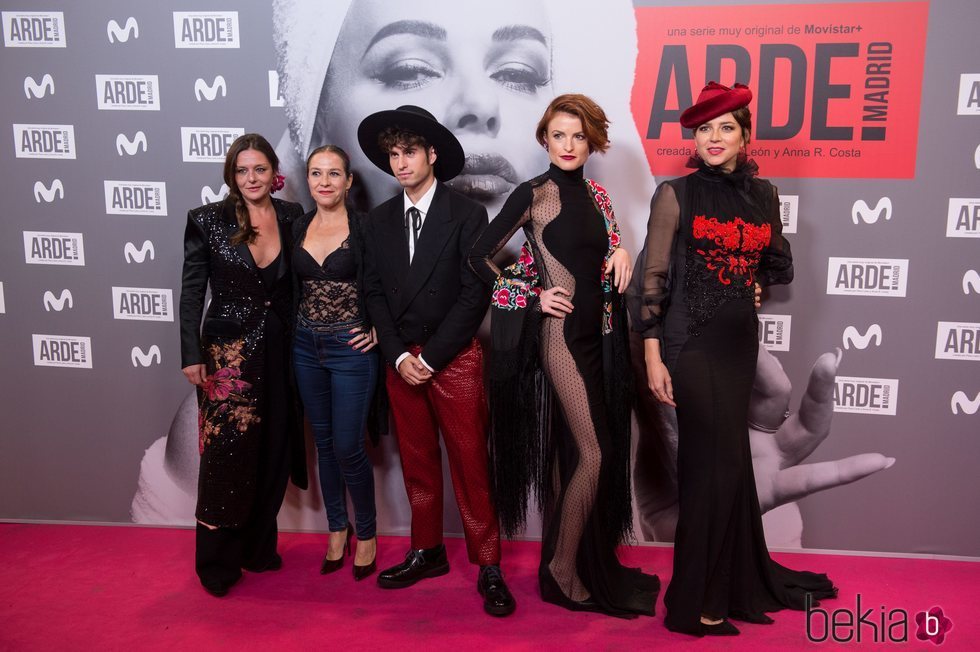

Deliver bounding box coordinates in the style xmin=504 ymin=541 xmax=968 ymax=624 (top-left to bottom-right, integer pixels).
xmin=1 ymin=523 xmax=976 ymax=650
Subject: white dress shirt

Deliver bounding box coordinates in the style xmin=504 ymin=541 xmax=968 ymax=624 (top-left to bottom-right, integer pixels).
xmin=395 ymin=180 xmax=438 ymax=372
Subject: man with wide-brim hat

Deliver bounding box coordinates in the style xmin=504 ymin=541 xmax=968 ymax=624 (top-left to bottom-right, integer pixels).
xmin=358 ymin=105 xmax=515 ymax=616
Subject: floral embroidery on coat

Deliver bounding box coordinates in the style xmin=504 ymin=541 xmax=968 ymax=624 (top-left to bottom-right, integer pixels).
xmin=198 ymin=339 xmax=260 ymax=454
xmin=490 ymin=178 xmax=621 ymax=334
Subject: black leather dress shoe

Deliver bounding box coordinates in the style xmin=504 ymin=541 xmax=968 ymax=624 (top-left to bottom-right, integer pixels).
xmin=478 ymin=565 xmax=516 ymax=616
xmin=377 ymin=544 xmax=449 ymax=588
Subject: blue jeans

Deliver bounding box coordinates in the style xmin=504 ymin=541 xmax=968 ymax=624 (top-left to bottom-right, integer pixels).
xmin=293 ymin=322 xmax=378 ymax=539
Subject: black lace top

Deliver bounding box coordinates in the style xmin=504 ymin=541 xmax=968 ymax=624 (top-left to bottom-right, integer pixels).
xmin=293 ymin=234 xmax=362 ymax=325
xmin=631 ymin=157 xmax=793 ymax=367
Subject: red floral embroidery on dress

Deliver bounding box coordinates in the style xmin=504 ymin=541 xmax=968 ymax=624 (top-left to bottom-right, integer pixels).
xmin=692 ymin=215 xmax=771 ymax=287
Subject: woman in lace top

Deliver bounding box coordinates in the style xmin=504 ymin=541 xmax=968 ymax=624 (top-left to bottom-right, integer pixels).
xmin=292 ymin=145 xmax=381 ymax=580
xmin=633 ymin=83 xmax=835 ymax=636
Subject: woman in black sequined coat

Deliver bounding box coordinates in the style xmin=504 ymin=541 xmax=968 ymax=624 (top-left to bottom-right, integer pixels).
xmin=179 ymin=133 xmax=307 ymax=597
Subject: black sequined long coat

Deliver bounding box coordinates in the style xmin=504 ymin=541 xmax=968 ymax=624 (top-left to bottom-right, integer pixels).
xmin=179 ymin=197 xmax=307 ymax=528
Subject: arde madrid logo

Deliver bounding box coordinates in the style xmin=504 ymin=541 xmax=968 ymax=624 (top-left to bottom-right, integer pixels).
xmin=32 ymin=334 xmax=92 ymax=369
xmin=779 ymin=195 xmax=798 ymax=234
xmin=173 ymin=12 xmax=239 ymax=48
xmin=842 ymin=323 xmax=882 ymax=349
xmin=269 ymin=70 xmax=284 ymax=107
xmin=13 ymin=124 xmax=75 ymax=159
xmin=946 ymin=198 xmax=980 ymax=238
xmin=851 ymin=197 xmax=892 ymax=224
xmin=957 ymin=74 xmax=980 ymax=116
xmin=3 ymin=11 xmax=66 ymax=47
xmin=112 ymin=287 xmax=173 ymax=322
xmin=104 ymin=181 xmax=167 ymax=216
xmin=106 ymin=17 xmax=138 ymax=43
xmin=24 ymin=231 xmax=84 ymax=266
xmin=834 ymin=375 xmax=898 ymax=415
xmin=42 ymin=289 xmax=73 ymax=312
xmin=23 ymin=74 xmax=54 ymax=99
xmin=124 ymin=240 xmax=155 ymax=264
xmin=201 ymin=184 xmax=229 ymax=204
xmin=181 ymin=127 xmax=244 ymax=162
xmin=116 ymin=131 xmax=147 ymax=156
xmin=96 ymin=74 xmax=160 ymax=111
xmin=33 ymin=179 xmax=63 ymax=203
xmin=806 ymin=594 xmax=954 ymax=644
xmin=827 ymin=257 xmax=908 ymax=297
xmin=632 ymin=2 xmax=928 ymax=178
xmin=757 ymin=313 xmax=791 ymax=351
xmin=935 ymin=322 xmax=980 ymax=361
xmin=131 ymin=345 xmax=162 ymax=367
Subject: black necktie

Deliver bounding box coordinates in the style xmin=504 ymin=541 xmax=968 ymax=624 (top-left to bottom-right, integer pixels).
xmin=405 ymin=206 xmax=422 ymax=260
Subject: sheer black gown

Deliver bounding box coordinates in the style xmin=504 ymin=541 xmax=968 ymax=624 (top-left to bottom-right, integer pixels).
xmin=470 ymin=164 xmax=659 ymax=617
xmin=633 ymin=158 xmax=836 ymax=635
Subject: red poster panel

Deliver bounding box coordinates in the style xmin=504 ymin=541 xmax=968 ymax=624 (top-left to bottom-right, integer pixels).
xmin=631 ymin=2 xmax=929 ymax=178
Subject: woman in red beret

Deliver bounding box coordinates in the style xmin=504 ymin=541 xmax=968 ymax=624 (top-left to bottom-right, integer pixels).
xmin=631 ymin=83 xmax=836 ymax=636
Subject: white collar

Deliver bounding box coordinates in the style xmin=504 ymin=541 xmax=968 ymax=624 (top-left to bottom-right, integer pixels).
xmin=403 ymin=179 xmax=438 ymax=217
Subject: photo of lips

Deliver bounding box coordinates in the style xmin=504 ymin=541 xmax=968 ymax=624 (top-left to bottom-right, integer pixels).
xmin=447 ymin=153 xmax=520 ymax=201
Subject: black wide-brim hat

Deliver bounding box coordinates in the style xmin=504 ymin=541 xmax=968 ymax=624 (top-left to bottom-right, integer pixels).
xmin=357 ymin=105 xmax=465 ymax=182
xmin=679 ymin=82 xmax=753 ymax=129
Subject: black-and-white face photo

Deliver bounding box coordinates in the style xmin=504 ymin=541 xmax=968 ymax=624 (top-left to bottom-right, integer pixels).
xmin=313 ymin=0 xmax=554 ymax=212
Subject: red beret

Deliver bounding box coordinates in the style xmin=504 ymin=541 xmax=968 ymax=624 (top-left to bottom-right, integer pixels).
xmin=679 ymin=82 xmax=753 ymax=129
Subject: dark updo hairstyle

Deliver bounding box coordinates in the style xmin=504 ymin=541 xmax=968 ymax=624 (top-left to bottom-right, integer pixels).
xmin=306 ymin=144 xmax=353 ymax=209
xmin=224 ymin=133 xmax=279 ymax=245
xmin=535 ymin=93 xmax=611 ymax=154
xmin=730 ymin=106 xmax=752 ymax=145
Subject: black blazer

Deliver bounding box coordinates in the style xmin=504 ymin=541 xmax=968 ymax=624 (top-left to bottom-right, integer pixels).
xmin=179 ymin=197 xmax=301 ymax=367
xmin=362 ymin=182 xmax=490 ymax=371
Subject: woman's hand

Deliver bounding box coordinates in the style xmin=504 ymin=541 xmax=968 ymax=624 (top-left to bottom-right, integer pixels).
xmin=606 ymin=247 xmax=633 ymax=294
xmin=643 ymin=339 xmax=676 ymax=407
xmin=182 ymin=364 xmax=208 ymax=386
xmin=349 ymin=326 xmax=378 ymax=352
xmin=540 ymin=286 xmax=574 ymax=318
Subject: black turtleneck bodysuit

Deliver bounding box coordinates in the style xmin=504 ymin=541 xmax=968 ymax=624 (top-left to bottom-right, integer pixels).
xmin=470 ymin=163 xmax=659 ymax=617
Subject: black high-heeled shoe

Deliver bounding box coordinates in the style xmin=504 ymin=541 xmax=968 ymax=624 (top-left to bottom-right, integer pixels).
xmin=352 ymin=536 xmax=377 ymax=581
xmin=538 ymin=567 xmax=604 ymax=614
xmin=320 ymin=524 xmax=352 ymax=575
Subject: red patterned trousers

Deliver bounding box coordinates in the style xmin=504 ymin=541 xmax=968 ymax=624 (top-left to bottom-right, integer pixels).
xmin=385 ymin=338 xmax=501 ymax=566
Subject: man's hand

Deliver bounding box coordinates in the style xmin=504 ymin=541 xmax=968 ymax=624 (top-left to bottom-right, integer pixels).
xmin=397 ymin=355 xmax=432 ymax=385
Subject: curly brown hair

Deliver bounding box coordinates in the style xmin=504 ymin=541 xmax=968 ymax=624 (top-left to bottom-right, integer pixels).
xmin=377 ymin=127 xmax=431 ymax=155
xmin=535 ymin=94 xmax=610 ymax=153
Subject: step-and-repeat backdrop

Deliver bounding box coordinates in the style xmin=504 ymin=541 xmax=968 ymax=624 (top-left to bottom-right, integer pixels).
xmin=1 ymin=0 xmax=976 ymax=557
